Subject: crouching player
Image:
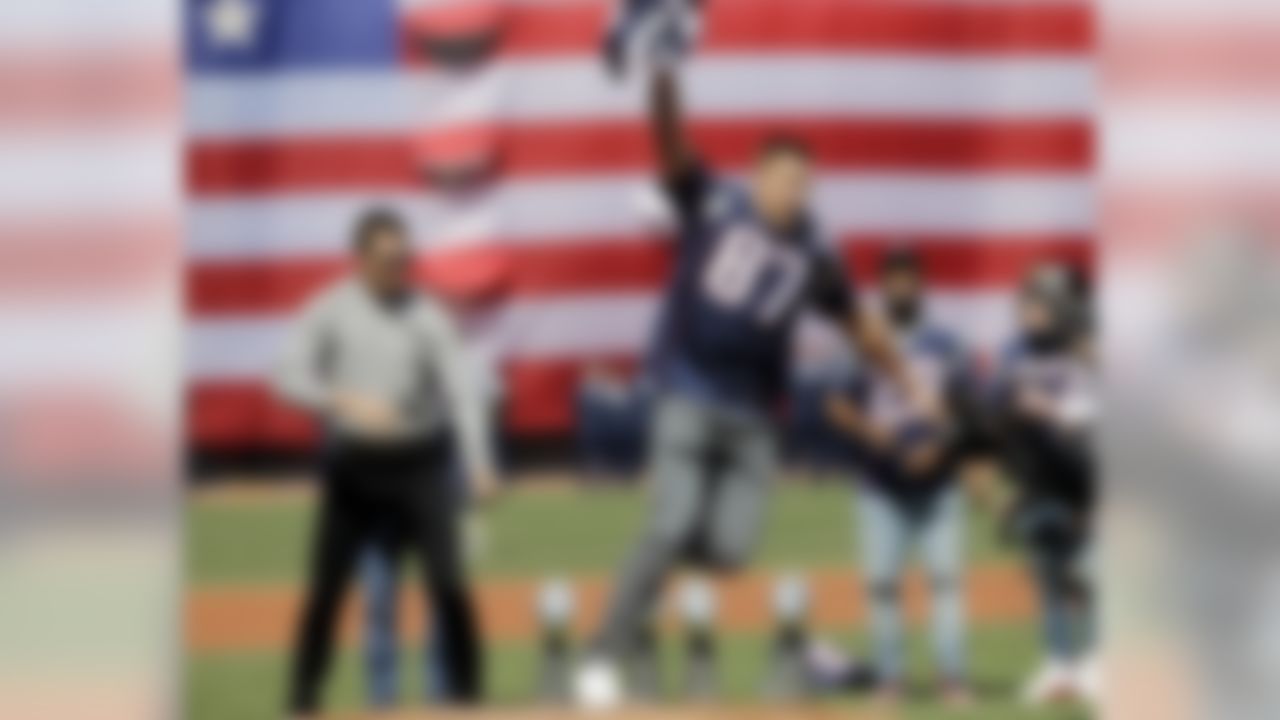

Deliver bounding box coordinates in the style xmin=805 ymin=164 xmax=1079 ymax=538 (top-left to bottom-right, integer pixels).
xmin=826 ymin=247 xmax=980 ymax=707
xmin=575 ymin=0 xmax=920 ymax=708
xmin=990 ymin=264 xmax=1099 ymax=706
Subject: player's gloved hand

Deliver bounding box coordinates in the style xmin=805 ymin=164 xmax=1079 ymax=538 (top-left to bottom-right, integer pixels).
xmin=826 ymin=394 xmax=894 ymax=455
xmin=603 ymin=0 xmax=703 ymax=77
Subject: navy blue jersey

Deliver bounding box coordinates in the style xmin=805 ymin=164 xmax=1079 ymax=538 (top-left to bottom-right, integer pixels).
xmin=649 ymin=164 xmax=853 ymax=414
xmin=842 ymin=321 xmax=972 ymax=501
xmin=990 ymin=338 xmax=1097 ymax=513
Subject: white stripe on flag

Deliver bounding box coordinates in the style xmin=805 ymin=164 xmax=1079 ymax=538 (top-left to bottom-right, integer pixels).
xmin=188 ymin=56 xmax=1094 ymax=139
xmin=187 ymin=173 xmax=1093 ymax=259
xmin=188 ymin=290 xmax=1016 ymax=380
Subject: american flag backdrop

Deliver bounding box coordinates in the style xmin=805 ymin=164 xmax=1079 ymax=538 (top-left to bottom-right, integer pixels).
xmin=186 ymin=0 xmax=1095 ymax=452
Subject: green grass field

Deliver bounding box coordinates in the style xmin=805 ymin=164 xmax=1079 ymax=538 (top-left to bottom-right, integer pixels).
xmin=187 ymin=478 xmax=1089 ymax=720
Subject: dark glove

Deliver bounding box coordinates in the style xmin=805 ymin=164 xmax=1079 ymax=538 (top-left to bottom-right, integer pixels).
xmin=602 ymin=0 xmax=704 ymax=77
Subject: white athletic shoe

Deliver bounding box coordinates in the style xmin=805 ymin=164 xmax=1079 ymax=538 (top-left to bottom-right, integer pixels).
xmin=574 ymin=658 xmax=625 ymax=711
xmin=1021 ymin=658 xmax=1076 ymax=706
xmin=1075 ymin=653 xmax=1102 ymax=705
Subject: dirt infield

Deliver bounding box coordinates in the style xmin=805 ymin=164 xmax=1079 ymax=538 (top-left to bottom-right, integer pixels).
xmin=331 ymin=706 xmax=870 ymax=720
xmin=189 ymin=566 xmax=1032 ymax=652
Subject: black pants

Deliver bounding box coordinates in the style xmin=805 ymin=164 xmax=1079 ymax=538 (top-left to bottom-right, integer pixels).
xmin=288 ymin=438 xmax=482 ymax=713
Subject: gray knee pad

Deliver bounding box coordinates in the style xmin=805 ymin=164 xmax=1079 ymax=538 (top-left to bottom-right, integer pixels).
xmin=648 ymin=520 xmax=699 ymax=560
xmin=699 ymin=526 xmax=755 ymax=573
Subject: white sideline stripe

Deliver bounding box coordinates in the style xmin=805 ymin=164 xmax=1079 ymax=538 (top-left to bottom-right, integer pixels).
xmin=187 ymin=174 xmax=1094 ymax=260
xmin=187 ymin=290 xmax=1016 ymax=379
xmin=187 ymin=56 xmax=1095 ymax=139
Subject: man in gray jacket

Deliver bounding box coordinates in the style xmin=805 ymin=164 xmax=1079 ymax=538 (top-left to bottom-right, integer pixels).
xmin=275 ymin=208 xmax=497 ymax=717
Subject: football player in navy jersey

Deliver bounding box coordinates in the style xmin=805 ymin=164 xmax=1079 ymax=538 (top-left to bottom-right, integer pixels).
xmin=989 ymin=264 xmax=1098 ymax=706
xmin=574 ymin=2 xmax=917 ymax=707
xmin=826 ymin=247 xmax=979 ymax=706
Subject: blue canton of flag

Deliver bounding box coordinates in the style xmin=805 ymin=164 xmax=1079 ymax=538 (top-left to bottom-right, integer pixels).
xmin=187 ymin=0 xmax=400 ymax=72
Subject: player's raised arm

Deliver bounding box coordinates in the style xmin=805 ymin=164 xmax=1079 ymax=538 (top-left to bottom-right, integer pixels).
xmin=603 ymin=0 xmax=703 ymax=181
xmin=649 ymin=67 xmax=697 ymax=183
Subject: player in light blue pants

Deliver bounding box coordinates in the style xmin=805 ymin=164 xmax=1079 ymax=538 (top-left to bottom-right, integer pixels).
xmin=828 ymin=247 xmax=978 ymax=706
xmin=858 ymin=485 xmax=968 ymax=693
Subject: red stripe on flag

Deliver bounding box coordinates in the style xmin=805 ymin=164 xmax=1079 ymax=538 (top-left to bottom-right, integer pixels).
xmin=189 ymin=119 xmax=1092 ymax=193
xmin=187 ymin=235 xmax=1093 ymax=314
xmin=405 ymin=0 xmax=505 ymax=37
xmin=400 ymin=0 xmax=1092 ymax=62
xmin=1105 ymin=187 xmax=1280 ymax=255
xmin=0 ymin=46 xmax=178 ymax=127
xmin=188 ymin=382 xmax=317 ymax=449
xmin=0 ymin=216 xmax=177 ymax=294
xmin=1105 ymin=23 xmax=1280 ymax=98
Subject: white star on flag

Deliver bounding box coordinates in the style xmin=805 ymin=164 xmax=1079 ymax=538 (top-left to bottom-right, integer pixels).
xmin=205 ymin=0 xmax=260 ymax=49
